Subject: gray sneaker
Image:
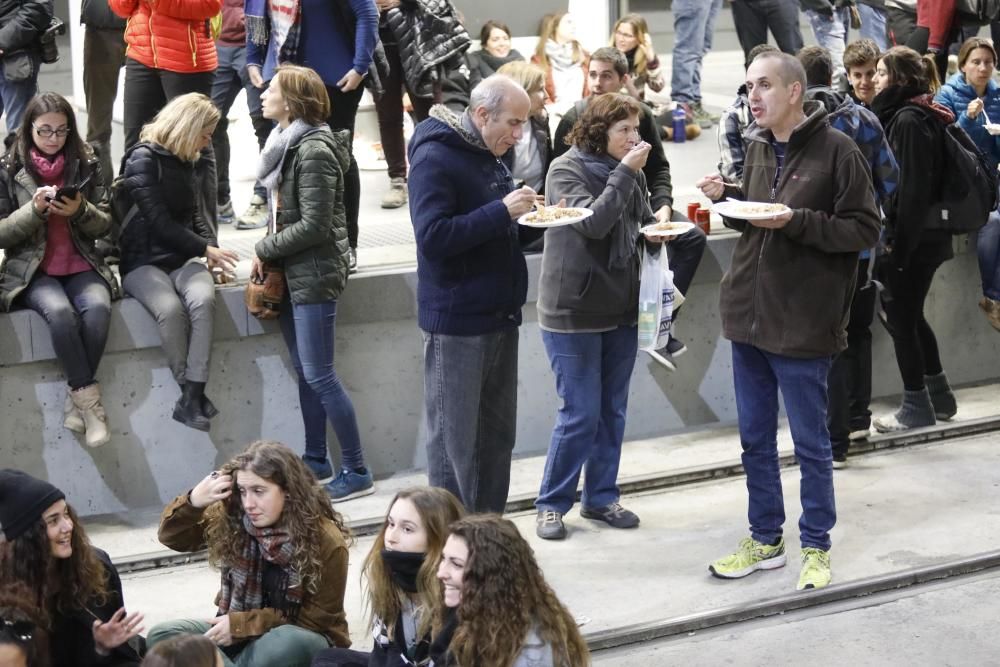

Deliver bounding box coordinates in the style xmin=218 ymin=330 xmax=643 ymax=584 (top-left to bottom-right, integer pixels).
xmin=690 ymin=101 xmax=720 ymax=129
xmin=580 ymin=502 xmax=640 ymax=529
xmin=236 ymin=194 xmax=268 ymax=230
xmin=217 ymin=199 xmax=235 ymax=225
xmin=536 ymin=510 xmax=567 ymax=540
xmin=381 ymin=177 xmax=408 ymax=209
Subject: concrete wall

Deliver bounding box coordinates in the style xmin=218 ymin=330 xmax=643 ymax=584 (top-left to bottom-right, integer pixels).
xmin=3 ymin=234 xmax=998 ymax=517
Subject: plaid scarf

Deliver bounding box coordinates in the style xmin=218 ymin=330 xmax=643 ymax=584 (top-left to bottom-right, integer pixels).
xmin=217 ymin=514 xmax=303 ymax=621
xmin=245 ymin=0 xmax=303 ymax=64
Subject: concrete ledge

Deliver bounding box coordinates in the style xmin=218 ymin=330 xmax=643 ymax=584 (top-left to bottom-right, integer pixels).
xmin=3 ymin=234 xmax=999 ymax=517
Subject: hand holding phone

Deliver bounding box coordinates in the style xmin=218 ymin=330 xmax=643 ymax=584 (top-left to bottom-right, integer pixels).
xmin=45 ymin=173 xmax=92 ymax=204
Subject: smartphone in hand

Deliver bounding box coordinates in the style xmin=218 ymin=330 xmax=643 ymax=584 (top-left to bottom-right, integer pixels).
xmin=46 ymin=173 xmax=92 ymax=203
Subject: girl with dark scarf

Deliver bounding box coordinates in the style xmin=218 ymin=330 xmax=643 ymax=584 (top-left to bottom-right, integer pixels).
xmin=312 ymin=487 xmax=465 ymax=667
xmin=871 ymin=45 xmax=959 ymax=433
xmin=466 ymin=21 xmax=524 ymax=89
xmin=147 ymin=441 xmax=353 ymax=666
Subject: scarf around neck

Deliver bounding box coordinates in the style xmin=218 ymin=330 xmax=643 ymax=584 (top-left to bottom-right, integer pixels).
xmin=217 ymin=514 xmax=303 ymax=621
xmin=570 ymin=146 xmax=650 ymax=270
xmin=545 ymin=39 xmax=578 ymax=71
xmin=381 ymin=549 xmax=425 ymax=593
xmin=245 ymin=0 xmax=302 ymax=64
xmin=30 ymin=148 xmax=65 ymax=187
xmin=257 ymin=119 xmax=324 ymax=193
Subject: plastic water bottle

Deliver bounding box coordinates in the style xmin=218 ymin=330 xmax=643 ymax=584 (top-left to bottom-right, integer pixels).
xmin=672 ymin=105 xmax=686 ymax=144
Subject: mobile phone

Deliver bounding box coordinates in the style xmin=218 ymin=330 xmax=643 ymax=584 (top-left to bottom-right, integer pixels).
xmin=46 ymin=173 xmax=92 ymax=203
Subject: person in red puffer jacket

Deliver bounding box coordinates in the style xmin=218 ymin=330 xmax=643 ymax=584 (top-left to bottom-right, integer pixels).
xmin=110 ymin=0 xmax=221 ymax=148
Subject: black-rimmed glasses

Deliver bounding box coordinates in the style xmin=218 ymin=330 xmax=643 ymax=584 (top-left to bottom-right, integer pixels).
xmin=0 ymin=617 xmax=34 ymax=642
xmin=32 ymin=125 xmax=70 ymax=138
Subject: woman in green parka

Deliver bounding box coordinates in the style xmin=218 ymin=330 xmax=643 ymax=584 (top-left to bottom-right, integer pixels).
xmin=0 ymin=92 xmax=119 ymax=448
xmin=252 ymin=65 xmax=374 ymax=503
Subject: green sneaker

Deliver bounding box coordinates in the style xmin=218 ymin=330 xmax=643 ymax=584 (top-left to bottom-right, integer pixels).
xmin=690 ymin=101 xmax=720 ymax=129
xmin=797 ymin=547 xmax=832 ymax=590
xmin=709 ymin=537 xmax=787 ymax=579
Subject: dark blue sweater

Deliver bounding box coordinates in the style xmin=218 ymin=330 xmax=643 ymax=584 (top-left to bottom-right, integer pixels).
xmin=407 ymin=110 xmax=528 ymax=335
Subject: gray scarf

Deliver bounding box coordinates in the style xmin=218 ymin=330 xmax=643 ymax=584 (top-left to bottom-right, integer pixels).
xmin=257 ymin=119 xmax=322 ymax=193
xmin=570 ymin=146 xmax=651 ymax=270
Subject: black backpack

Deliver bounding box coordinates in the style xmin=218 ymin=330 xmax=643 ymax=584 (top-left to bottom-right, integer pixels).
xmin=109 ymin=142 xmax=159 ymax=241
xmin=957 ymin=0 xmax=1000 ymax=25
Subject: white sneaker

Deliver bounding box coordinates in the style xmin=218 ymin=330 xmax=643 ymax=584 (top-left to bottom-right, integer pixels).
xmin=848 ymin=429 xmax=870 ymax=441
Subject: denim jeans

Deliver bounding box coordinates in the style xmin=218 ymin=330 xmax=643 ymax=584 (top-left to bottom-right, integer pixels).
xmin=279 ymin=297 xmax=365 ymax=471
xmin=211 ymin=44 xmax=269 ymax=202
xmin=857 ymin=3 xmax=889 ymax=50
xmin=670 ymin=0 xmax=723 ymax=105
xmin=731 ymin=0 xmax=804 ymax=68
xmin=976 ymin=212 xmax=1000 ymax=300
xmin=0 ymin=52 xmax=39 ymax=134
xmin=422 ymin=327 xmax=518 ymax=513
xmin=805 ymin=9 xmax=849 ymax=90
xmin=667 ymin=223 xmax=707 ymax=301
xmin=827 ymin=260 xmax=876 ymax=457
xmin=731 ymin=342 xmax=836 ymax=551
xmin=536 ymin=326 xmax=638 ymax=514
xmin=20 ymin=271 xmax=112 ymax=390
xmin=147 ymin=619 xmax=329 ymax=667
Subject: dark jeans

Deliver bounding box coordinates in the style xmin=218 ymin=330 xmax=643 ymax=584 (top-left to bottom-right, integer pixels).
xmin=422 ymin=327 xmax=518 ymax=513
xmin=881 ymin=258 xmax=945 ymax=391
xmin=324 ymin=84 xmax=364 ymax=249
xmin=0 ymin=51 xmax=39 ymax=134
xmin=311 ymin=648 xmax=369 ymax=667
xmin=279 ymin=296 xmax=365 ymax=471
xmin=827 ymin=259 xmax=876 ymax=456
xmin=730 ymin=0 xmax=804 ymax=68
xmin=211 ymin=44 xmax=269 ymax=203
xmin=667 ymin=222 xmax=707 ymax=302
xmin=123 ymin=58 xmax=214 ymax=149
xmin=20 ymin=271 xmax=112 ymax=390
xmin=83 ymin=27 xmax=126 ymax=179
xmin=976 ymin=213 xmax=1000 ymax=300
xmin=732 ymin=341 xmax=836 ymax=551
xmin=375 ymin=36 xmax=436 ymax=180
xmin=536 ymin=326 xmax=638 ymax=514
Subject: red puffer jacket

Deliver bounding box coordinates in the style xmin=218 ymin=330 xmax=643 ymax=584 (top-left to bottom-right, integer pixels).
xmin=110 ymin=0 xmax=220 ymax=73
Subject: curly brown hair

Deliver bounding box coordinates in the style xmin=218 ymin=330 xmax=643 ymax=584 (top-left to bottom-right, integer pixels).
xmin=0 ymin=582 xmax=50 ymax=667
xmin=362 ymin=487 xmax=465 ymax=640
xmin=0 ymin=502 xmax=108 ymax=621
xmin=565 ymin=93 xmax=642 ymax=154
xmin=437 ymin=515 xmax=590 ymax=667
xmin=203 ymin=441 xmax=352 ymax=597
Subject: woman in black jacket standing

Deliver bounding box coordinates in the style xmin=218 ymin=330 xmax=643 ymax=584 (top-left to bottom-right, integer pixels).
xmin=871 ymin=45 xmax=958 ymax=432
xmin=0 ymin=469 xmax=144 ymax=666
xmin=119 ymin=93 xmax=239 ymax=432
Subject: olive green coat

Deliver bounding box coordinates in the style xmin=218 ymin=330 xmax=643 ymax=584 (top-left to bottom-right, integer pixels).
xmin=255 ymin=128 xmax=351 ymax=304
xmin=0 ymin=152 xmax=119 ymax=311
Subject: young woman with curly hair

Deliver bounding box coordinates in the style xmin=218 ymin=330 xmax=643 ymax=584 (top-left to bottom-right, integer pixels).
xmin=432 ymin=515 xmax=590 ymax=667
xmin=147 ymin=441 xmax=353 ymax=666
xmin=312 ymin=487 xmax=465 ymax=667
xmin=0 ymin=470 xmax=144 ymax=666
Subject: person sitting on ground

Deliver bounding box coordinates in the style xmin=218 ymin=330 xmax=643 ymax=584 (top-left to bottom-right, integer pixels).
xmin=251 ymin=65 xmax=374 ymax=502
xmin=0 ymin=583 xmax=50 ymax=667
xmin=467 ymin=20 xmax=524 ymax=89
xmin=147 ymin=441 xmax=353 ymax=665
xmin=118 ymin=93 xmax=239 ymax=433
xmin=554 ymin=47 xmax=706 ymax=369
xmin=141 ymin=635 xmax=221 ymax=667
xmin=432 ymin=515 xmax=590 ymax=666
xmin=844 ymin=38 xmax=882 ymax=107
xmin=610 ymin=13 xmax=664 ymax=103
xmin=933 ymin=36 xmax=1000 ymax=329
xmin=717 ymin=43 xmax=780 ymax=187
xmin=533 ymin=12 xmax=590 ymax=118
xmin=0 ymin=469 xmax=145 ymax=666
xmin=0 ymin=92 xmax=119 ymax=449
xmin=311 ymin=487 xmax=465 ymax=666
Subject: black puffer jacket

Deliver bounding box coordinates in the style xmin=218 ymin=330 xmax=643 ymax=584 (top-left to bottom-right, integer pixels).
xmin=255 ymin=128 xmax=351 ymax=304
xmin=81 ymin=0 xmax=126 ymax=30
xmin=118 ymin=144 xmax=217 ymax=276
xmin=385 ymin=0 xmax=470 ymax=98
xmin=0 ymin=0 xmax=50 ymax=53
xmin=0 ymin=146 xmax=119 ymax=311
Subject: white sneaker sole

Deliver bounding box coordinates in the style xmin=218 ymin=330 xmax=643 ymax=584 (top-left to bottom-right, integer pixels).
xmin=848 ymin=429 xmax=870 ymax=441
xmin=709 ymin=553 xmax=787 ymax=579
xmin=328 ymin=484 xmax=376 ymax=503
xmin=646 ymin=349 xmax=676 ymax=371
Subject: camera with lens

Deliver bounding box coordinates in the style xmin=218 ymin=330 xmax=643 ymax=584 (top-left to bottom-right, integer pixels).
xmin=38 ymin=17 xmax=66 ymax=65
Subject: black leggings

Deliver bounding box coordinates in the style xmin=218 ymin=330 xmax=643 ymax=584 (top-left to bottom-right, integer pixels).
xmin=324 ymin=84 xmax=365 ymax=250
xmin=882 ymin=258 xmax=945 ymax=391
xmin=123 ymin=58 xmax=214 ymax=149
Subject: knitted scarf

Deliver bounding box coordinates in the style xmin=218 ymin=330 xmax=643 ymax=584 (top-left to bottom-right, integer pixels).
xmin=245 ymin=0 xmax=302 ymax=64
xmin=257 ymin=119 xmax=320 ymax=193
xmin=217 ymin=514 xmax=303 ymax=621
xmin=544 ymin=39 xmax=578 ymax=71
xmin=570 ymin=146 xmax=650 ymax=270
xmin=29 ymin=148 xmax=65 ymax=187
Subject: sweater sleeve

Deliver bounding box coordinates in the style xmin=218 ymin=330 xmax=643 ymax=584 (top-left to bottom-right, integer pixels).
xmin=348 ymin=0 xmax=378 ymax=75
xmin=917 ymin=0 xmax=956 ymax=51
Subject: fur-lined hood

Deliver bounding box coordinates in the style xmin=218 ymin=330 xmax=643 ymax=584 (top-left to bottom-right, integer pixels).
xmin=410 ymin=104 xmax=491 ymax=155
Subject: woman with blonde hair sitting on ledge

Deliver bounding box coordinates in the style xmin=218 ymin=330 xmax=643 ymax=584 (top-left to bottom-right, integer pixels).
xmin=118 ymin=93 xmax=239 ymax=433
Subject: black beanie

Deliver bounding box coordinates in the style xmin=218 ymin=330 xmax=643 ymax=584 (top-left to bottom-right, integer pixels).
xmin=0 ymin=469 xmax=65 ymax=542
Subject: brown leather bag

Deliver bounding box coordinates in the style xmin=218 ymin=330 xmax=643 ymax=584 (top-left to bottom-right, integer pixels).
xmin=245 ymin=263 xmax=285 ymax=320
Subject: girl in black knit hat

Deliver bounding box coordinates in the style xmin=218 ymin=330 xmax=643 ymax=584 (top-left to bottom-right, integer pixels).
xmin=0 ymin=469 xmax=145 ymax=666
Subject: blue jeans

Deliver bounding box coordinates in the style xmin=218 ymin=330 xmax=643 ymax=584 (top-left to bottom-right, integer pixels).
xmin=422 ymin=328 xmax=518 ymax=513
xmin=279 ymin=297 xmax=365 ymax=471
xmin=977 ymin=212 xmax=1000 ymax=300
xmin=670 ymin=0 xmax=723 ymax=104
xmin=731 ymin=342 xmax=836 ymax=551
xmin=0 ymin=52 xmax=39 ymax=134
xmin=536 ymin=326 xmax=638 ymax=514
xmin=805 ymin=9 xmax=850 ymax=90
xmin=20 ymin=270 xmax=112 ymax=390
xmin=857 ymin=3 xmax=889 ymax=50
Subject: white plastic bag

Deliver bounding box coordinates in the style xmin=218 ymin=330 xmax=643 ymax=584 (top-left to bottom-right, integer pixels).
xmin=655 ymin=254 xmax=677 ymax=350
xmin=638 ymin=247 xmax=667 ymax=350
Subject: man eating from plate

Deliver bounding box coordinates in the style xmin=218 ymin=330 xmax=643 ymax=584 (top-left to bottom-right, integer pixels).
xmin=696 ymin=51 xmax=880 ymax=593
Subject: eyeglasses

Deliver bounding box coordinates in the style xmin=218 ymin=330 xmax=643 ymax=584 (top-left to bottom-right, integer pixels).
xmin=0 ymin=617 xmax=34 ymax=642
xmin=32 ymin=125 xmax=70 ymax=138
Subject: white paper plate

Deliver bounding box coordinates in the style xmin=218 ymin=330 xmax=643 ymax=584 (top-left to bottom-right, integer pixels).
xmin=518 ymin=207 xmax=594 ymax=227
xmin=986 ymin=123 xmax=1000 ymax=136
xmin=712 ymin=200 xmax=791 ymax=220
xmin=641 ymin=221 xmax=695 ymax=238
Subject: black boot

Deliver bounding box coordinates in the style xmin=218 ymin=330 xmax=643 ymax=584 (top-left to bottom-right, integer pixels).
xmin=173 ymin=381 xmax=211 ymax=432
xmin=201 ymin=394 xmax=219 ymax=419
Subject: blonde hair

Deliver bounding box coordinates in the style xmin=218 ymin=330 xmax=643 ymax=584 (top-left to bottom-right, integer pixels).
xmin=139 ymin=93 xmax=220 ymax=162
xmin=611 ymin=14 xmax=653 ymax=79
xmin=497 ymin=60 xmax=546 ymax=96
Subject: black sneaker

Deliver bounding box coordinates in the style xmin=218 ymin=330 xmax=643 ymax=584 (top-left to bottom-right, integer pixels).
xmin=580 ymin=502 xmax=639 ymax=529
xmin=832 ymin=452 xmax=848 ymax=470
xmin=536 ymin=510 xmax=567 ymax=540
xmin=665 ymin=336 xmax=687 ymax=357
